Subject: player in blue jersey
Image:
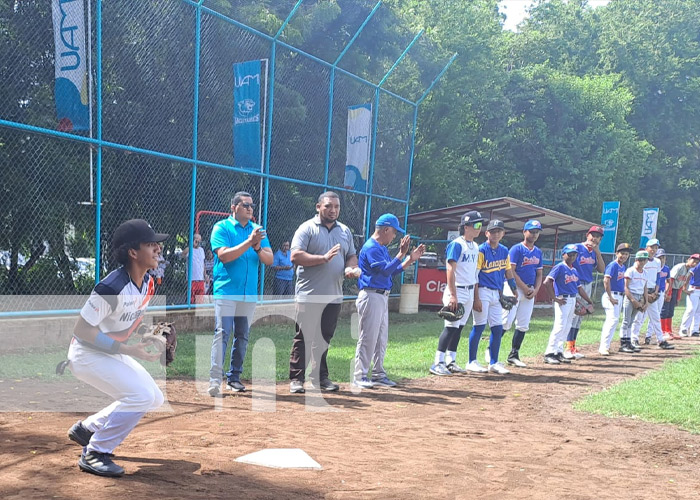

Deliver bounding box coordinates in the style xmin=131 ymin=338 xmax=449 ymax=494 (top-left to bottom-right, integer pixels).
xmin=467 ymin=220 xmax=518 ymax=375
xmin=565 ymin=226 xmax=605 ymax=359
xmin=430 ymin=211 xmax=484 ymax=376
xmin=598 ymin=243 xmax=631 ymax=355
xmin=544 ymin=244 xmax=595 ymax=364
xmin=501 ymin=220 xmax=544 ymax=368
xmin=65 ymin=219 xmax=168 ymax=477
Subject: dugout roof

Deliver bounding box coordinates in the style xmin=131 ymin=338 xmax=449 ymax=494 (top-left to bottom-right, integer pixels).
xmin=407 ymin=197 xmax=596 ymax=239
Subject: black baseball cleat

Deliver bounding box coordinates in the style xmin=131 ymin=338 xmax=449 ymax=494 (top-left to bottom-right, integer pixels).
xmin=555 ymin=353 xmax=571 ymax=364
xmin=544 ymin=354 xmax=560 ymax=365
xmin=658 ymin=341 xmax=675 ymax=350
xmin=68 ymin=421 xmax=94 ymax=447
xmin=78 ymin=451 xmax=124 ymax=477
xmin=619 ymin=342 xmax=636 ymax=353
xmin=312 ymin=379 xmax=339 ymax=392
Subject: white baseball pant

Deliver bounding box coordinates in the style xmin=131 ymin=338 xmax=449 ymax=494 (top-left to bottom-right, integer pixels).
xmin=502 ymin=284 xmax=534 ymax=332
xmin=545 ymin=296 xmax=576 ymax=355
xmin=473 ymin=288 xmax=503 ymax=327
xmin=600 ymin=292 xmax=623 ymax=351
xmin=68 ymin=339 xmax=164 ymax=454
xmin=442 ymin=285 xmax=475 ymax=328
xmin=680 ymin=287 xmax=700 ymax=333
xmin=632 ymin=293 xmax=664 ymax=343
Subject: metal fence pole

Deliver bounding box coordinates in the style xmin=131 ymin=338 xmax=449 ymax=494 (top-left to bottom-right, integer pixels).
xmin=186 ymin=1 xmax=204 ymax=308
xmin=94 ymin=0 xmax=104 ymax=284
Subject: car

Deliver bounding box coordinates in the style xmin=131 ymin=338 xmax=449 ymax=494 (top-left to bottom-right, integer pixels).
xmin=418 ymin=252 xmax=439 ymax=268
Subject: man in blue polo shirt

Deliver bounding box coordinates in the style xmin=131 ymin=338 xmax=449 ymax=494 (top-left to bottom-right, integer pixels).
xmin=544 ymin=244 xmax=595 ymax=365
xmin=208 ymin=191 xmax=273 ymax=396
xmin=352 ymin=214 xmax=425 ymax=389
xmin=272 ymin=241 xmax=294 ymax=295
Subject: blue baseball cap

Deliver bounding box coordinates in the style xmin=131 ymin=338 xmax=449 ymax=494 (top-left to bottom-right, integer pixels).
xmin=524 ymin=220 xmax=542 ymax=231
xmin=375 ymin=213 xmax=405 ymax=233
xmin=562 ymin=244 xmax=579 ymax=255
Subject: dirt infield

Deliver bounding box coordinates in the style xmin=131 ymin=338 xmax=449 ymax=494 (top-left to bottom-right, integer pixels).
xmin=2 ymin=340 xmax=700 ymax=499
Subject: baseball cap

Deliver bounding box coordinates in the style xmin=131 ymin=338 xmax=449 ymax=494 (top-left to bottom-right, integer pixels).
xmin=635 ymin=250 xmax=649 ymax=260
xmin=375 ymin=213 xmax=405 ymax=233
xmin=588 ymin=225 xmax=605 ymax=235
xmin=646 ymin=238 xmax=660 ymax=247
xmin=523 ymin=220 xmax=542 ymax=231
xmin=656 ymin=248 xmax=666 ymax=257
xmin=460 ymin=210 xmax=485 ymax=225
xmin=112 ymin=219 xmax=169 ymax=249
xmin=486 ymin=219 xmax=505 ymax=231
xmin=616 ymin=243 xmax=632 ymax=253
xmin=691 ymin=254 xmax=700 ymax=260
xmin=562 ymin=244 xmax=579 ymax=254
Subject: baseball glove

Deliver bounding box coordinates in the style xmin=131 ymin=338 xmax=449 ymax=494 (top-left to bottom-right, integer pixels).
xmin=647 ymin=292 xmax=659 ymax=304
xmin=574 ymin=297 xmax=594 ymax=316
xmin=138 ymin=322 xmax=177 ymax=365
xmin=499 ymin=295 xmax=518 ymax=311
xmin=438 ymin=303 xmax=465 ymax=321
xmin=635 ymin=296 xmax=647 ymax=311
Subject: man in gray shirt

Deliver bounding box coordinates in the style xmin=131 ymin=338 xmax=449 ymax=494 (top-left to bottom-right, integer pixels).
xmin=288 ymin=191 xmax=360 ymax=394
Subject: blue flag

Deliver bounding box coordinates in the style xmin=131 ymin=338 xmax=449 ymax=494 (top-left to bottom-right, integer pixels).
xmin=599 ymin=201 xmax=620 ymax=253
xmin=233 ymin=60 xmax=262 ymax=171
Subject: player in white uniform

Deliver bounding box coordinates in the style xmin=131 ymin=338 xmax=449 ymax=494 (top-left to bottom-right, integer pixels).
xmin=65 ymin=219 xmax=168 ymax=477
xmin=631 ymin=239 xmax=672 ymax=348
xmin=429 ymin=211 xmax=483 ymax=376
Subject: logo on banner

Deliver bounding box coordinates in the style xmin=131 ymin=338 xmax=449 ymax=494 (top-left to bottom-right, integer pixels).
xmin=233 ymin=60 xmax=263 ymax=171
xmin=639 ymin=208 xmax=659 ymax=248
xmin=235 ymin=98 xmax=259 ymax=123
xmin=344 ymin=103 xmax=372 ymax=191
xmin=52 ymin=0 xmax=89 ymax=131
xmin=599 ymin=201 xmax=620 ymax=254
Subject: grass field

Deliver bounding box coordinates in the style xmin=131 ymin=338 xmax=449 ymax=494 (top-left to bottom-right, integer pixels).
xmin=575 ymin=349 xmax=700 ymax=433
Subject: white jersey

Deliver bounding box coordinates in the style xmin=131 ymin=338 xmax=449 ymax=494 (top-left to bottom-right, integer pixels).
xmin=80 ymin=267 xmax=155 ymax=342
xmin=189 ymin=246 xmax=205 ymax=280
xmin=624 ymin=267 xmax=647 ymax=295
xmin=445 ymin=237 xmax=479 ymax=286
xmin=642 ymin=257 xmax=661 ymax=290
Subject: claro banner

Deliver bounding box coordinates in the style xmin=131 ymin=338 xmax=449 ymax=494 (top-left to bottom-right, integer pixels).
xmin=417 ymin=268 xmax=448 ymax=306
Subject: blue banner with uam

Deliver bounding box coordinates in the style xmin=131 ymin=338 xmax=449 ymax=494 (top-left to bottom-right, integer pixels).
xmin=233 ymin=60 xmax=262 ymax=171
xmin=52 ymin=0 xmax=89 ymax=132
xmin=600 ymin=201 xmax=620 ymax=253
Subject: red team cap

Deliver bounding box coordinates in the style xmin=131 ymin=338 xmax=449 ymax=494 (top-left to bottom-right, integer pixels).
xmin=691 ymin=254 xmax=700 ymax=260
xmin=588 ymin=225 xmax=605 ymax=235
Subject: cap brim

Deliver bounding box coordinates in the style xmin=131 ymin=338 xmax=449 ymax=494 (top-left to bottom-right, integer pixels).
xmin=396 ymin=227 xmax=406 ymax=233
xmin=150 ymin=233 xmax=169 ymax=243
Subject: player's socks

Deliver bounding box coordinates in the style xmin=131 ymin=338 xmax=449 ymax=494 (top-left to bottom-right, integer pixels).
xmin=512 ymin=329 xmax=526 ymax=350
xmin=446 ymin=325 xmax=465 ymax=356
xmin=566 ymin=327 xmax=579 ymax=342
xmin=446 ymin=351 xmax=457 ymax=365
xmin=468 ymin=324 xmax=486 ymax=362
xmin=434 ymin=351 xmax=446 ymax=365
xmin=488 ymin=325 xmax=504 ymax=364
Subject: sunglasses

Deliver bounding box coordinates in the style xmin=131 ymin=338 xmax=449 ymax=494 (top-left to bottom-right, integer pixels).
xmin=472 ymin=222 xmax=483 ymax=229
xmin=239 ymin=202 xmax=256 ymax=209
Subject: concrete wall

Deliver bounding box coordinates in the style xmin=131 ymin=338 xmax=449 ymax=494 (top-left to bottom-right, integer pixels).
xmin=0 ymin=297 xmax=400 ymax=354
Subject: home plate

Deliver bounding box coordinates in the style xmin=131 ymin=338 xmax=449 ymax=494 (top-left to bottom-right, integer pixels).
xmin=235 ymin=448 xmax=322 ymax=470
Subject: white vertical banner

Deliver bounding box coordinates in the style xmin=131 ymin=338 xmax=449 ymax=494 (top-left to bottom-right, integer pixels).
xmin=639 ymin=208 xmax=659 ymax=248
xmin=344 ymin=103 xmax=372 ymax=191
xmin=52 ymin=0 xmax=89 ymax=131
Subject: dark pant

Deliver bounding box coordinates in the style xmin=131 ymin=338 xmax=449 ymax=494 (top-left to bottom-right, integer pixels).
xmin=660 ymin=290 xmax=680 ymax=319
xmin=289 ymin=302 xmax=342 ymax=383
xmin=274 ymin=278 xmax=294 ymax=296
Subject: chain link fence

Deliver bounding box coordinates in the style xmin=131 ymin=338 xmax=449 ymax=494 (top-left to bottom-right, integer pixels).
xmin=0 ymin=0 xmax=455 ymax=316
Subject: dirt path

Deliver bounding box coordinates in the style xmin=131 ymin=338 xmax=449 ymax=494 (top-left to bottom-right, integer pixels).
xmin=1 ymin=339 xmax=699 ymax=499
